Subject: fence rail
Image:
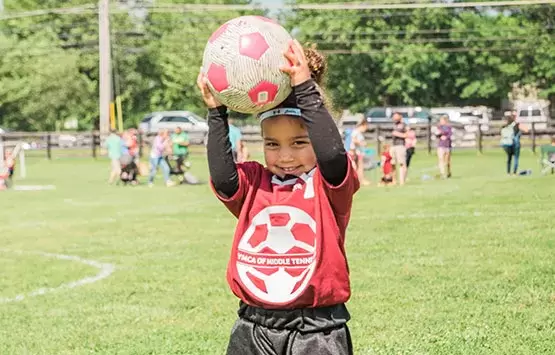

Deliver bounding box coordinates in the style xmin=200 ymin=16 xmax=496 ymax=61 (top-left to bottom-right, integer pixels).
xmin=1 ymin=121 xmax=554 ymax=159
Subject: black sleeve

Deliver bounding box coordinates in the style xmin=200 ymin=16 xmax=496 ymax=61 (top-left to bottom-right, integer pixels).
xmin=294 ymin=79 xmax=348 ymax=186
xmin=206 ymin=106 xmax=239 ymax=198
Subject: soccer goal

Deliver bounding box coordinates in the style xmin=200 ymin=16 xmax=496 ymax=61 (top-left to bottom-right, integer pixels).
xmin=0 ymin=140 xmax=27 ymax=179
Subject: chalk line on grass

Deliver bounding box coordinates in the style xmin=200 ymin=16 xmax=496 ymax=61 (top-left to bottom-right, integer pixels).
xmin=0 ymin=250 xmax=115 ymax=304
xmin=362 ymin=209 xmax=539 ymax=221
xmin=13 ymin=185 xmax=56 ymax=191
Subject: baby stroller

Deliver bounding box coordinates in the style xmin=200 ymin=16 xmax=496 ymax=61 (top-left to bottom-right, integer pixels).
xmin=119 ymin=155 xmax=139 ymax=185
xmin=361 ymin=147 xmax=380 ymax=171
xmin=343 ymin=128 xmax=380 ymax=171
xmin=165 ymin=154 xmax=202 ymax=185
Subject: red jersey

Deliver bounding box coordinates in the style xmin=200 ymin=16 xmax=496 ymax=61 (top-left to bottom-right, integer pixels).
xmin=212 ymin=160 xmax=359 ymax=309
xmin=382 ymin=151 xmax=392 ymax=175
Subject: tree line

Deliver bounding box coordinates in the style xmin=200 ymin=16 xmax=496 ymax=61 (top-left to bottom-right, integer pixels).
xmin=0 ymin=0 xmax=553 ymax=131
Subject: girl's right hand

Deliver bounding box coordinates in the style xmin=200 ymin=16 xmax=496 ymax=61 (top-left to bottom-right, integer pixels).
xmin=197 ymin=69 xmax=223 ymax=109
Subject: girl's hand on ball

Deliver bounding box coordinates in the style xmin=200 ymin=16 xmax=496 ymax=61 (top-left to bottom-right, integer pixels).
xmin=280 ymin=39 xmax=311 ymax=86
xmin=197 ymin=70 xmax=222 ymax=108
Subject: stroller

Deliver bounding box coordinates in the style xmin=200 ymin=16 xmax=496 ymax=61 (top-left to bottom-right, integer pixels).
xmin=119 ymin=155 xmax=140 ymax=185
xmin=343 ymin=128 xmax=380 ymax=171
xmin=165 ymin=154 xmax=202 ymax=185
xmin=361 ymin=147 xmax=380 ymax=171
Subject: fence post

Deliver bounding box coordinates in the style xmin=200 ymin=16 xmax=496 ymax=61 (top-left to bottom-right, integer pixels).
xmin=375 ymin=125 xmax=381 ymax=155
xmin=477 ymin=125 xmax=483 ymax=155
xmin=92 ymin=131 xmax=97 ymax=159
xmin=531 ymin=122 xmax=536 ymax=154
xmin=46 ymin=133 xmax=52 ymax=160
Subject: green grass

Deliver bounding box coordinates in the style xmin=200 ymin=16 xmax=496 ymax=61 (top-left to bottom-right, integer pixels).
xmin=1 ymin=149 xmax=554 ymax=354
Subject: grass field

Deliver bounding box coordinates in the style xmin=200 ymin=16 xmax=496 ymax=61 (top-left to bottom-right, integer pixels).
xmin=1 ymin=149 xmax=554 ymax=355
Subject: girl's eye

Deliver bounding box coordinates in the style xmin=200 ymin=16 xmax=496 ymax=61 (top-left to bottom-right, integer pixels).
xmin=293 ymin=140 xmax=309 ymax=147
xmin=265 ymin=142 xmax=278 ymax=148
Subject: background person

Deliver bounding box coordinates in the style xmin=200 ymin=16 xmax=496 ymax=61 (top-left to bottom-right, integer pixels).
xmin=390 ymin=112 xmax=407 ymax=185
xmin=436 ymin=115 xmax=453 ymax=179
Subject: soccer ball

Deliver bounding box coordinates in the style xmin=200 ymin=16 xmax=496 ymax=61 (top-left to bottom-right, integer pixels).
xmin=201 ymin=16 xmax=293 ymax=114
xmin=236 ymin=205 xmax=317 ymax=304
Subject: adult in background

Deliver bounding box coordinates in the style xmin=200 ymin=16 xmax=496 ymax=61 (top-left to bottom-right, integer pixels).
xmin=390 ymin=112 xmax=407 ymax=185
xmin=348 ymin=119 xmax=370 ymax=186
xmin=436 ymin=115 xmax=453 ymax=179
xmin=171 ymin=126 xmax=190 ymax=170
xmin=500 ymin=111 xmax=529 ymax=176
xmin=148 ymin=129 xmax=175 ymax=187
xmin=106 ymin=129 xmax=122 ymax=184
xmin=228 ymin=118 xmax=246 ymax=163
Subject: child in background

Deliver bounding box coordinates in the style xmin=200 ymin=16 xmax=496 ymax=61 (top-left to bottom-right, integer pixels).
xmin=405 ymin=126 xmax=417 ymax=168
xmin=198 ymin=40 xmax=359 ymax=355
xmin=0 ymin=150 xmax=14 ymax=190
xmin=380 ymin=143 xmax=393 ymax=186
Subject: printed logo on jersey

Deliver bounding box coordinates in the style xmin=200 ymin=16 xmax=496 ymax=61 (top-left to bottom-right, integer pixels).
xmin=236 ymin=205 xmax=317 ymax=304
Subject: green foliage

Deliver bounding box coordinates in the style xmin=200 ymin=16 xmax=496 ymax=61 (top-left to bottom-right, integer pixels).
xmin=0 ymin=1 xmax=554 ymax=130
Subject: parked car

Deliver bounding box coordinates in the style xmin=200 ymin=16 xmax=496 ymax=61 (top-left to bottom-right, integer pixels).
xmin=514 ymin=102 xmax=550 ymax=130
xmin=365 ymin=106 xmax=432 ymax=125
xmin=139 ymin=111 xmax=209 ymax=144
xmin=431 ymin=106 xmax=491 ymax=132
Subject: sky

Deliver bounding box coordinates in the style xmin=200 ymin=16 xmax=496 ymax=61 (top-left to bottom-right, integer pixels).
xmin=257 ymin=0 xmax=285 ymax=8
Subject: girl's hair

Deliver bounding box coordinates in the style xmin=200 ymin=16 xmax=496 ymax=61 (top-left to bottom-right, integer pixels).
xmin=264 ymin=44 xmax=333 ymax=117
xmin=304 ymin=44 xmax=336 ymax=113
xmin=382 ymin=143 xmax=390 ymax=150
xmin=304 ymin=44 xmax=327 ymax=86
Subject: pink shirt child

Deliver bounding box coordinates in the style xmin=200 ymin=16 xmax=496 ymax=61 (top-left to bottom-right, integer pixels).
xmin=405 ymin=130 xmax=417 ymax=149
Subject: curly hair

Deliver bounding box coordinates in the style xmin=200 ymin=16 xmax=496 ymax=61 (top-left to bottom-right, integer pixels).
xmin=304 ymin=43 xmax=327 ymax=86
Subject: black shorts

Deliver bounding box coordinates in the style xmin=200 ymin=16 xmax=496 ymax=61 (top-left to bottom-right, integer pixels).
xmin=226 ymin=302 xmax=353 ymax=355
xmin=381 ymin=175 xmax=393 ymax=183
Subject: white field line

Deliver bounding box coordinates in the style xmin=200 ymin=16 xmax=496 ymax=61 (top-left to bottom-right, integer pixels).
xmin=360 ymin=209 xmax=540 ymax=221
xmin=0 ymin=250 xmax=115 ymax=304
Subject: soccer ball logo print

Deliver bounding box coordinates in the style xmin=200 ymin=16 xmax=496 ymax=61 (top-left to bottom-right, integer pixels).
xmin=236 ymin=205 xmax=317 ymax=304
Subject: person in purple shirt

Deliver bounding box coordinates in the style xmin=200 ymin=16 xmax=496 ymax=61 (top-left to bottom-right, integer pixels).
xmin=436 ymin=115 xmax=453 ymax=179
xmin=148 ymin=129 xmax=175 ymax=187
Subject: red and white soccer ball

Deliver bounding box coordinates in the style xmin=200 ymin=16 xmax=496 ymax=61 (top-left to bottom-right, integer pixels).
xmin=236 ymin=206 xmax=317 ymax=304
xmin=201 ymin=16 xmax=293 ymax=114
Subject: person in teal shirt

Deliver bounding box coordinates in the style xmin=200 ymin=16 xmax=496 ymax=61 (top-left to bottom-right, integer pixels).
xmin=106 ymin=130 xmax=122 ymax=184
xmin=228 ymin=119 xmax=245 ymax=163
xmin=171 ymin=127 xmax=189 ymax=171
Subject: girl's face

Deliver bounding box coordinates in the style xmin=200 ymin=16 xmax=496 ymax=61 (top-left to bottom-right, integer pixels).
xmin=261 ymin=115 xmax=317 ymax=178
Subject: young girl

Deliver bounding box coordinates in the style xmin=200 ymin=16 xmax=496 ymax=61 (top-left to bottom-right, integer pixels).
xmin=380 ymin=143 xmax=393 ymax=186
xmin=198 ymin=40 xmax=359 ymax=355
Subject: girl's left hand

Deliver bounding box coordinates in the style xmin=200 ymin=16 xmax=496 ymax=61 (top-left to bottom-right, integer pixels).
xmin=280 ymin=39 xmax=311 ymax=86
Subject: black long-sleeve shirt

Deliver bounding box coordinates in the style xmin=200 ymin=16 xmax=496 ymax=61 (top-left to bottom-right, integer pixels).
xmin=207 ymin=79 xmax=348 ymax=198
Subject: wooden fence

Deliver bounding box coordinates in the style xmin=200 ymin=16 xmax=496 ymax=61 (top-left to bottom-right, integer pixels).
xmin=1 ymin=121 xmax=554 ymax=159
